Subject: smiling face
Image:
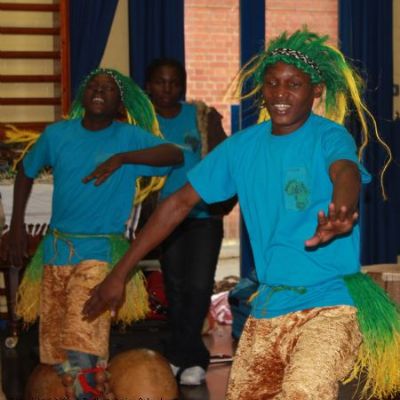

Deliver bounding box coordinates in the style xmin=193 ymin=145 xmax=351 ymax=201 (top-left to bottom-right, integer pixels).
xmin=82 ymin=73 xmax=123 ymax=129
xmin=262 ymin=61 xmax=323 ymax=135
xmin=146 ymin=65 xmax=184 ymax=117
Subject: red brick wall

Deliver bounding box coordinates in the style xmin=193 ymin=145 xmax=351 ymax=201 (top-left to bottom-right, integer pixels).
xmin=184 ymin=0 xmax=338 ymax=241
xmin=265 ymin=0 xmax=338 ymax=43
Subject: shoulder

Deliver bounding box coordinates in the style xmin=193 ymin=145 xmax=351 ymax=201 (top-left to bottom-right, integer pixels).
xmin=180 ymin=102 xmax=197 ymax=116
xmin=45 ymin=118 xmax=76 ymax=132
xmin=229 ymin=121 xmax=270 ymax=144
xmin=311 ymin=114 xmax=349 ymax=136
xmin=112 ymin=121 xmax=150 ymax=138
xmin=211 ymin=122 xmax=268 ymax=160
xmin=114 ymin=121 xmax=167 ymax=145
xmin=39 ymin=119 xmax=78 ymax=142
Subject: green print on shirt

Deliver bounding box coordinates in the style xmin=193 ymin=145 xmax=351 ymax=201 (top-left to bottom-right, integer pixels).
xmin=285 ymin=180 xmax=310 ymax=210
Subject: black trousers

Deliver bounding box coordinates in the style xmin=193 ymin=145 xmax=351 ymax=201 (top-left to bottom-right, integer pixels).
xmin=160 ymin=217 xmax=223 ymax=370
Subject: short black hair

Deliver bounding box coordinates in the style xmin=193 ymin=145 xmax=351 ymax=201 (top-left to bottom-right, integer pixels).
xmin=145 ymin=58 xmax=187 ymax=95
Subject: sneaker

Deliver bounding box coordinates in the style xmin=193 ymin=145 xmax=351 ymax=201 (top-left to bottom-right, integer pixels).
xmin=179 ymin=366 xmax=206 ymax=386
xmin=170 ymin=363 xmax=180 ymax=377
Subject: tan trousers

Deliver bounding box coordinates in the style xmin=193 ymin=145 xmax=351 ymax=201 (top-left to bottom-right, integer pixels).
xmin=40 ymin=261 xmax=110 ymax=364
xmin=226 ymin=306 xmax=362 ymax=400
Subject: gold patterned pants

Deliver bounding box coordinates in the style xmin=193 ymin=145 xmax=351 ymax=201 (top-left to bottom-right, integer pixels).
xmin=40 ymin=261 xmax=110 ymax=364
xmin=226 ymin=306 xmax=362 ymax=400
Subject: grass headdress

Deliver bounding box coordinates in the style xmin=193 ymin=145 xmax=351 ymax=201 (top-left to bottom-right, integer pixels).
xmin=227 ymin=27 xmax=391 ymax=198
xmin=69 ymin=68 xmax=166 ymax=204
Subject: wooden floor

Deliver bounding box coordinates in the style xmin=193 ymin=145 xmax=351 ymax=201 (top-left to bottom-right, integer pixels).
xmin=1 ymin=321 xmax=399 ymax=400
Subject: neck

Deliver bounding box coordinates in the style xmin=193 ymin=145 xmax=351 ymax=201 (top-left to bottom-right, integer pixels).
xmin=82 ymin=115 xmax=114 ymax=131
xmin=155 ymin=103 xmax=182 ymax=119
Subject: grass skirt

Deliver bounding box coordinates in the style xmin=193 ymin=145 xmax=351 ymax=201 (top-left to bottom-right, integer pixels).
xmin=344 ymin=272 xmax=400 ymax=399
xmin=16 ymin=235 xmax=149 ymax=325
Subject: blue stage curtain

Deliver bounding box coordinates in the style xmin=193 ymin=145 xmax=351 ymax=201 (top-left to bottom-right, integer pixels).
xmin=69 ymin=0 xmax=118 ymax=99
xmin=339 ymin=0 xmax=400 ymax=264
xmin=239 ymin=0 xmax=265 ymax=277
xmin=128 ymin=0 xmax=185 ymax=89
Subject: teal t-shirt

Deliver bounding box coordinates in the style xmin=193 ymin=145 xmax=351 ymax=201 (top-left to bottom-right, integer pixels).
xmin=23 ymin=119 xmax=170 ymax=265
xmin=188 ymin=113 xmax=371 ymax=318
xmin=158 ymin=103 xmax=210 ymax=218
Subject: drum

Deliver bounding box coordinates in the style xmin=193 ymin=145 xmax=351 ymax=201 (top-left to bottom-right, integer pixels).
xmin=108 ymin=348 xmax=178 ymax=400
xmin=361 ymin=264 xmax=400 ymax=304
xmin=24 ymin=364 xmax=65 ymax=400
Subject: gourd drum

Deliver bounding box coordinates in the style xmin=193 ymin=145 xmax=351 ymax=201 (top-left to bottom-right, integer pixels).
xmin=108 ymin=348 xmax=178 ymax=400
xmin=24 ymin=364 xmax=65 ymax=400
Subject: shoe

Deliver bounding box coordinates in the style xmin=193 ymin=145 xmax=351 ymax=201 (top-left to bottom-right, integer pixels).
xmin=170 ymin=363 xmax=180 ymax=377
xmin=179 ymin=366 xmax=206 ymax=385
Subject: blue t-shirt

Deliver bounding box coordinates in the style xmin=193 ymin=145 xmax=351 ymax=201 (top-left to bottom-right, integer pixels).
xmin=158 ymin=103 xmax=210 ymax=218
xmin=188 ymin=113 xmax=371 ymax=318
xmin=23 ymin=119 xmax=170 ymax=265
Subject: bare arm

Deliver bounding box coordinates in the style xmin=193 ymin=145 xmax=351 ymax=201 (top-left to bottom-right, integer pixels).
xmin=82 ymin=183 xmax=200 ymax=319
xmin=6 ymin=164 xmax=34 ymax=266
xmin=305 ymin=159 xmax=361 ymax=247
xmin=83 ymin=143 xmax=183 ymax=185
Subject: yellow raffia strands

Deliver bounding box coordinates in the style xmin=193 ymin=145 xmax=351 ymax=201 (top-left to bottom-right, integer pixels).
xmin=344 ymin=273 xmax=400 ymax=399
xmin=3 ymin=125 xmax=41 ymax=169
xmin=327 ymin=45 xmax=392 ymax=200
xmin=15 ymin=275 xmax=41 ymax=324
xmin=126 ymin=111 xmax=168 ymax=205
xmin=113 ymin=268 xmax=150 ymax=324
xmin=345 ymin=333 xmax=400 ymax=399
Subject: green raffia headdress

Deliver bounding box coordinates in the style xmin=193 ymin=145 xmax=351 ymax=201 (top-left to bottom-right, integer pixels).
xmin=70 ymin=68 xmax=157 ymax=134
xmin=226 ymin=27 xmax=392 ymax=199
xmin=4 ymin=67 xmax=166 ymax=204
xmin=69 ymin=67 xmax=166 ymax=204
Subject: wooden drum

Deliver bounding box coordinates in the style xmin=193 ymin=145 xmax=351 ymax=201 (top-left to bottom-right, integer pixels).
xmin=361 ymin=263 xmax=400 ymax=304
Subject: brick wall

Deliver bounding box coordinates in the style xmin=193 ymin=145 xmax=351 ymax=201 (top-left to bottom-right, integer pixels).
xmin=184 ymin=0 xmax=338 ymax=241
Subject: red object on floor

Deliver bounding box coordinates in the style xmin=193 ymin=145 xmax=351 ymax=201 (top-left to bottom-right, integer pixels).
xmin=145 ymin=270 xmax=168 ymax=320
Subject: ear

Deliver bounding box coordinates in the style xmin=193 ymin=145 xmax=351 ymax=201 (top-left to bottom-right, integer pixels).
xmin=118 ymin=100 xmax=125 ymax=115
xmin=313 ymin=83 xmax=324 ymax=99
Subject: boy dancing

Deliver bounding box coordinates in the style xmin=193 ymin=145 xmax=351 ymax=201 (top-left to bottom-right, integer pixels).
xmin=7 ymin=68 xmax=182 ymax=399
xmin=83 ymin=31 xmax=399 ymax=399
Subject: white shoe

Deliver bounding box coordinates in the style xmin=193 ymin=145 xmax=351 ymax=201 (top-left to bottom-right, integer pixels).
xmin=170 ymin=363 xmax=180 ymax=377
xmin=179 ymin=366 xmax=206 ymax=385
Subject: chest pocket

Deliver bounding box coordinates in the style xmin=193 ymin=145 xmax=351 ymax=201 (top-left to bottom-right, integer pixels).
xmin=284 ymin=167 xmax=311 ymax=211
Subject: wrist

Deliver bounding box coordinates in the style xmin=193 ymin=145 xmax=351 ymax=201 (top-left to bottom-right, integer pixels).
xmin=119 ymin=152 xmax=133 ymax=165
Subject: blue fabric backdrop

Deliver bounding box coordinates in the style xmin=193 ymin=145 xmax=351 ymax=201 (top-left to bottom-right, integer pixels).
xmin=239 ymin=0 xmax=265 ymax=277
xmin=128 ymin=0 xmax=185 ymax=89
xmin=339 ymin=0 xmax=400 ymax=265
xmin=69 ymin=0 xmax=118 ymax=99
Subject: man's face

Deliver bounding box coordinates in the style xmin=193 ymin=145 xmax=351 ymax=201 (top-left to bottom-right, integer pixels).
xmin=82 ymin=74 xmax=123 ymax=120
xmin=262 ymin=61 xmax=323 ymax=135
xmin=146 ymin=65 xmax=184 ymax=111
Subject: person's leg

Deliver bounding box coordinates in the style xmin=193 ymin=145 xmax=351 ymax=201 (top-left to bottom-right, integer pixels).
xmin=40 ymin=265 xmax=74 ymax=364
xmin=160 ymin=222 xmax=188 ymax=369
xmin=276 ymin=306 xmax=361 ymax=400
xmin=160 ymin=217 xmax=223 ymax=378
xmin=178 ymin=218 xmax=223 ymax=371
xmin=60 ymin=260 xmax=111 ymax=399
xmin=226 ymin=316 xmax=286 ymax=399
xmin=226 ymin=307 xmax=362 ymax=400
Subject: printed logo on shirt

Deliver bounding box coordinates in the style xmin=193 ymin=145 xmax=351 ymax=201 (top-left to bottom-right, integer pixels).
xmin=184 ymin=133 xmax=201 ymax=153
xmin=284 ymin=167 xmax=310 ymax=211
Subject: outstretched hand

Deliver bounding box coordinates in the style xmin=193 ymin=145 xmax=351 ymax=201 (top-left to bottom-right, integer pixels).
xmin=305 ymin=203 xmax=358 ymax=248
xmin=82 ymin=155 xmax=122 ymax=186
xmin=82 ymin=272 xmax=126 ymax=321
